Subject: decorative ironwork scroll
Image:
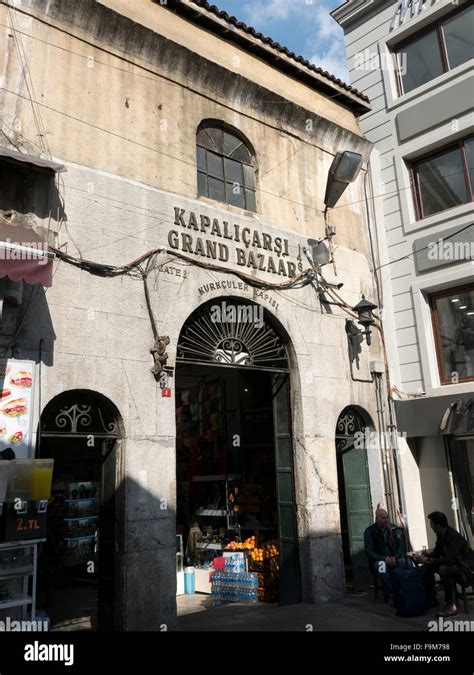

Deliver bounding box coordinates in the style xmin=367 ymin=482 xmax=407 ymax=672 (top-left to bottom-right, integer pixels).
xmin=177 ymin=302 xmax=288 ymax=370
xmin=55 ymin=403 xmax=92 ymax=433
xmin=335 ymin=407 xmax=367 ymax=454
xmin=41 ymin=391 xmax=119 ymax=437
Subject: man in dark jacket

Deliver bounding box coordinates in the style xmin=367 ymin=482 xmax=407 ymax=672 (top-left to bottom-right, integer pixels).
xmin=415 ymin=511 xmax=474 ymax=617
xmin=364 ymin=508 xmax=406 ymax=603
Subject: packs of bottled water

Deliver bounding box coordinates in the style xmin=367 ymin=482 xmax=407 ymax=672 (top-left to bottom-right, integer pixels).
xmin=224 ymin=554 xmax=245 ymax=573
xmin=211 ymin=570 xmax=258 ymax=605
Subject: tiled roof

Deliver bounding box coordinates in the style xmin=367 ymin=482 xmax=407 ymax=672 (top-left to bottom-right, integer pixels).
xmin=178 ymin=0 xmax=370 ymax=109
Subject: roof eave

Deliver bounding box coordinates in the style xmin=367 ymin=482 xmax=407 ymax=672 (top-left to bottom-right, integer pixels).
xmin=163 ymin=0 xmax=372 ymax=116
xmin=331 ymin=0 xmax=387 ymax=29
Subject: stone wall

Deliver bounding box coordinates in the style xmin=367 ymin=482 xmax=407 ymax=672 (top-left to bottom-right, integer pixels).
xmin=0 ymin=0 xmax=385 ymax=629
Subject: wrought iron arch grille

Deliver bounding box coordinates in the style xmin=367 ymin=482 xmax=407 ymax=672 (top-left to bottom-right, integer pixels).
xmin=335 ymin=408 xmax=368 ymax=454
xmin=41 ymin=393 xmax=119 ymax=438
xmin=177 ymin=304 xmax=289 ymax=370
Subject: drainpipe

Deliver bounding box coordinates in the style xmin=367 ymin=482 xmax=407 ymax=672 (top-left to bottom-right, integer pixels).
xmin=374 ymin=372 xmax=397 ymax=521
xmin=388 ymin=397 xmax=406 ymax=519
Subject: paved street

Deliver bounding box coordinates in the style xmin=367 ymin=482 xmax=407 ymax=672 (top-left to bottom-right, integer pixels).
xmin=177 ymin=592 xmax=464 ymax=631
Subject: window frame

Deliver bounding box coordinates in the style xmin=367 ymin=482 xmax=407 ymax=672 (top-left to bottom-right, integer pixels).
xmin=196 ymin=123 xmax=257 ymax=213
xmin=409 ymin=136 xmax=474 ymax=220
xmin=392 ymin=3 xmax=472 ymax=97
xmin=429 ymin=283 xmax=474 ymax=385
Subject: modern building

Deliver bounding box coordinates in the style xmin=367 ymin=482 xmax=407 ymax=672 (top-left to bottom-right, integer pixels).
xmin=1 ymin=0 xmax=393 ymax=629
xmin=332 ymin=0 xmax=473 ymax=552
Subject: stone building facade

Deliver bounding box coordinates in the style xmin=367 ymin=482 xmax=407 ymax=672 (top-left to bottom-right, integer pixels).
xmin=0 ymin=0 xmax=389 ymax=629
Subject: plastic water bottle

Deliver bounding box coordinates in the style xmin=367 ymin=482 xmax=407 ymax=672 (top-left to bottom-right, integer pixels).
xmin=250 ymin=573 xmax=258 ymax=604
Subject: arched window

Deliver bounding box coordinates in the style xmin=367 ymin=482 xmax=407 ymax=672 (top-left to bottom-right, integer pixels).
xmin=196 ymin=122 xmax=256 ymax=212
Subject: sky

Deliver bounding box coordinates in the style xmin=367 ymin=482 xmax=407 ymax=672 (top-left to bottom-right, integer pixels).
xmin=210 ymin=0 xmax=349 ymax=82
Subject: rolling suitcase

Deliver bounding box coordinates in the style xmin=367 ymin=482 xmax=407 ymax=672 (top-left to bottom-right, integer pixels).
xmin=391 ymin=561 xmax=428 ymax=617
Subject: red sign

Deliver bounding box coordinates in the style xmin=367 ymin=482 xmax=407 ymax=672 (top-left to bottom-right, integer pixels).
xmin=161 ymin=388 xmax=172 ymax=397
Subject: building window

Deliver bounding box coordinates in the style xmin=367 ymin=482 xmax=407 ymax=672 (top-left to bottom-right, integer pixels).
xmin=196 ymin=123 xmax=256 ymax=212
xmin=411 ymin=137 xmax=474 ymax=219
xmin=395 ymin=4 xmax=473 ymax=95
xmin=430 ymin=284 xmax=474 ymax=385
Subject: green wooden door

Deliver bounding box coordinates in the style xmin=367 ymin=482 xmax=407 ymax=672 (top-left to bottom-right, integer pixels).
xmin=272 ymin=373 xmax=301 ymax=605
xmin=341 ymin=443 xmax=372 ymax=590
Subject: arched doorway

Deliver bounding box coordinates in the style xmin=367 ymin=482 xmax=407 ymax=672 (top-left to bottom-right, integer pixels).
xmin=37 ymin=389 xmax=122 ymax=630
xmin=335 ymin=406 xmax=373 ymax=592
xmin=175 ymin=298 xmax=300 ymax=605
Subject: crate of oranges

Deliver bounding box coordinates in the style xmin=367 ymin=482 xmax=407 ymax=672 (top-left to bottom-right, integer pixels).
xmin=224 ymin=535 xmax=255 ymax=552
xmin=250 ymin=540 xmax=279 ymax=563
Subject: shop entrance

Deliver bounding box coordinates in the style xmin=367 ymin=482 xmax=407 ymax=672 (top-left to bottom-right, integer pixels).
xmin=335 ymin=407 xmax=373 ymax=592
xmin=175 ymin=299 xmax=300 ymax=605
xmin=37 ymin=390 xmax=121 ymax=631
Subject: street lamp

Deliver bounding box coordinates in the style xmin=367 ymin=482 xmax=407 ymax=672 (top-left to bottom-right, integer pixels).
xmin=345 ymin=295 xmax=378 ymax=368
xmin=352 ymin=295 xmax=377 ymax=346
xmin=324 ymin=151 xmax=363 ymax=209
xmin=322 ymin=150 xmax=363 ymax=274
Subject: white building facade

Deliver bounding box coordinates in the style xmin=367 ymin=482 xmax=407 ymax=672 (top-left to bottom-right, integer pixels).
xmin=332 ymin=0 xmax=473 ymax=551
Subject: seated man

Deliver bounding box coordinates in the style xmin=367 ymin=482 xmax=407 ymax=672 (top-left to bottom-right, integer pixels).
xmin=364 ymin=508 xmax=406 ymax=603
xmin=414 ymin=511 xmax=474 ymax=618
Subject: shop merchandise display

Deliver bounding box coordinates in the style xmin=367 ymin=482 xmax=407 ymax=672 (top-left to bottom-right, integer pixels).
xmin=0 ymin=539 xmax=43 ymax=620
xmin=63 ymin=482 xmax=99 ymax=566
xmin=0 ymin=459 xmax=54 ymax=542
xmin=0 ymin=549 xmax=33 ymax=569
xmin=0 ymin=588 xmax=12 ymax=601
xmin=176 ymin=371 xmax=283 ymax=605
xmin=211 ymin=554 xmax=258 ymax=605
xmin=248 ymin=540 xmax=279 ymax=603
xmin=190 ymin=530 xmax=280 ymax=603
xmin=49 ymin=481 xmax=99 ymax=567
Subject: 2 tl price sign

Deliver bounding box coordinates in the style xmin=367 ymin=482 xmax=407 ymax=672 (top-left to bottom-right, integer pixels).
xmin=0 ymin=505 xmax=47 ymax=541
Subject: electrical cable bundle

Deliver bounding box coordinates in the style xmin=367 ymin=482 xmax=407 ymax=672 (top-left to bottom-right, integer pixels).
xmin=50 ymin=246 xmax=316 ymax=291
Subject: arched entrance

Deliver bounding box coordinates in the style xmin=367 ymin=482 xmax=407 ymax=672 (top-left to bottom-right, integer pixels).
xmin=335 ymin=406 xmax=373 ymax=592
xmin=37 ymin=389 xmax=123 ymax=630
xmin=175 ymin=298 xmax=301 ymax=605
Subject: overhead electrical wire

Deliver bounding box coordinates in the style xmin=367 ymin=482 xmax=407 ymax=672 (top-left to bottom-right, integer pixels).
xmin=3 ymin=82 xmax=471 ymax=220
xmin=50 ymin=245 xmax=316 ymax=292
xmin=374 ymin=222 xmax=473 ymax=271
xmin=0 ymin=14 xmax=358 ymax=129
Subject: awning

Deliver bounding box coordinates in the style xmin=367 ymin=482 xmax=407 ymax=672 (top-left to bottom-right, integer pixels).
xmin=394 ymin=393 xmax=474 ymax=438
xmin=0 ymin=220 xmax=54 ymax=287
xmin=0 ymin=147 xmax=66 ymax=173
